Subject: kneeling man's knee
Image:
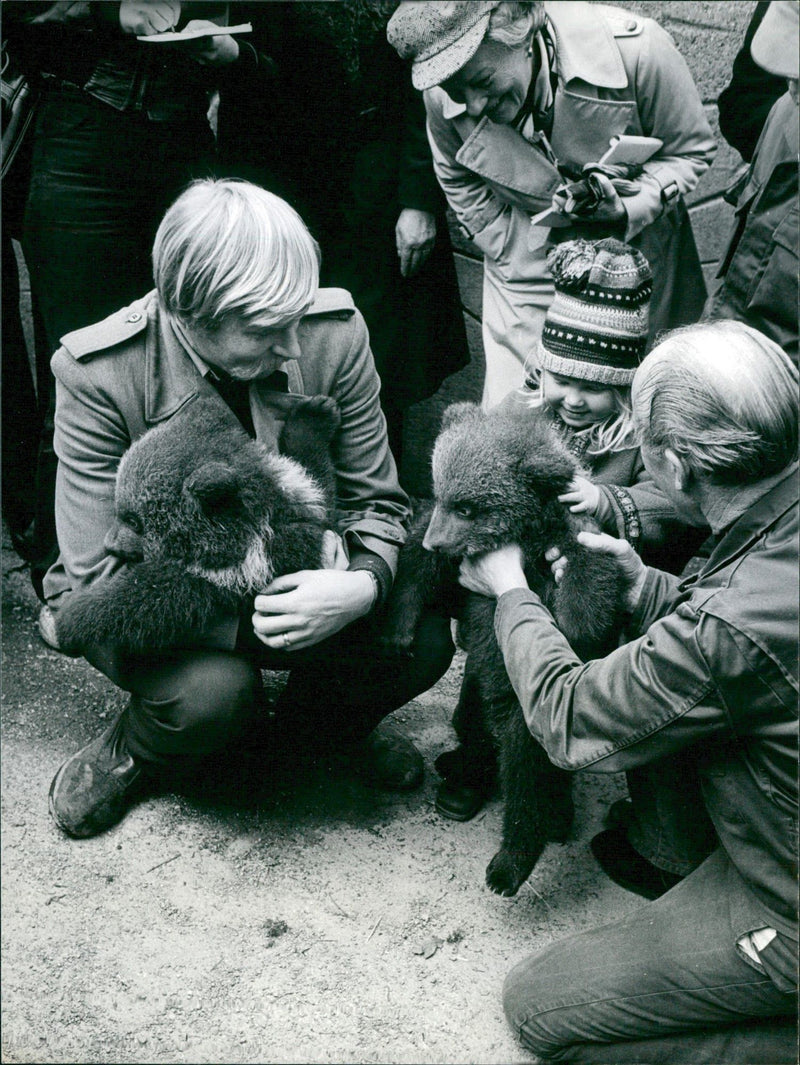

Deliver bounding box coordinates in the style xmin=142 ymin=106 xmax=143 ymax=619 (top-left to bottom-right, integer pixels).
xmin=129 ymin=652 xmax=258 ymax=759
xmin=503 ymin=950 xmax=570 ymax=1060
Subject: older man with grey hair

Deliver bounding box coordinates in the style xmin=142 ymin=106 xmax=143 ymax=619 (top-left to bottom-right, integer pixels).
xmin=460 ymin=320 xmax=798 ymax=1062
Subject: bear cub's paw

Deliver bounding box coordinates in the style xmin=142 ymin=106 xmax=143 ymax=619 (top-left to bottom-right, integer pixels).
xmin=485 ymin=848 xmax=535 ymax=898
xmin=284 ymin=395 xmax=341 ymax=442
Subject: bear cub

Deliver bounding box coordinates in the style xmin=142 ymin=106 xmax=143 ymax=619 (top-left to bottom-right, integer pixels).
xmin=382 ymin=401 xmax=625 ymax=896
xmin=56 ymin=395 xmax=340 ymax=656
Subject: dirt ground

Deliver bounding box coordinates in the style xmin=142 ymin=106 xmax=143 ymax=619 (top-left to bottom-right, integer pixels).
xmin=2 ymin=532 xmax=638 ymax=1065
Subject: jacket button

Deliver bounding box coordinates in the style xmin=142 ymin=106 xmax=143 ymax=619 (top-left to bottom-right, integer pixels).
xmin=626 ymin=19 xmax=637 ymax=30
xmin=126 ymin=312 xmax=142 ymax=323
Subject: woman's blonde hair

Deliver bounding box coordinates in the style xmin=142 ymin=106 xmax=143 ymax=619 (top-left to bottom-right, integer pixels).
xmin=633 ymin=321 xmax=799 ymax=485
xmin=153 ymin=178 xmax=320 ymax=329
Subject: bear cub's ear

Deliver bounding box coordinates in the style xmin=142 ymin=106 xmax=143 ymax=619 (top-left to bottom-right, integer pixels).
xmin=440 ymin=401 xmax=482 ymax=432
xmin=183 ymin=462 xmax=246 ymax=520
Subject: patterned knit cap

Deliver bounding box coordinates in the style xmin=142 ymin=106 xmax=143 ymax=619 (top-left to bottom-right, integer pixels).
xmin=537 ymin=238 xmax=652 ymax=387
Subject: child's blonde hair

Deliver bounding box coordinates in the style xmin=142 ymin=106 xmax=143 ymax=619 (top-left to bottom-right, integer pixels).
xmin=521 ymin=373 xmax=638 ymax=456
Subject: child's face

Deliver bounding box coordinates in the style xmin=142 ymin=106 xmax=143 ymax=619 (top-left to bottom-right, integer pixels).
xmin=541 ymin=370 xmax=618 ymax=429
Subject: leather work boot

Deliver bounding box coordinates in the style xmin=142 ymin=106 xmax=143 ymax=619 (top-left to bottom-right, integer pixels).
xmin=49 ymin=713 xmax=148 ymax=838
xmin=590 ymin=827 xmax=684 ymax=900
xmin=355 ymin=720 xmax=424 ymax=791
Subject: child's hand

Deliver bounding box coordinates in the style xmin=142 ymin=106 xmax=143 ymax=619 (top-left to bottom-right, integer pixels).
xmin=559 ymin=476 xmax=601 ymax=515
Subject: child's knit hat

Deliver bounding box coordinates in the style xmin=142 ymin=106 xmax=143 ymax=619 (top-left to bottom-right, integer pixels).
xmin=537 ymin=238 xmax=652 ymax=386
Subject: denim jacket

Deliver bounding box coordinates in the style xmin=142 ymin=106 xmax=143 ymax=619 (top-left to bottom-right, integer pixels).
xmin=494 ymin=464 xmax=799 ymax=940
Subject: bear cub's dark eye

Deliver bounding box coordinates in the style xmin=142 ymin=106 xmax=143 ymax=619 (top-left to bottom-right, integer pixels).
xmin=121 ymin=513 xmax=143 ymax=536
xmin=454 ymin=502 xmax=477 ymax=520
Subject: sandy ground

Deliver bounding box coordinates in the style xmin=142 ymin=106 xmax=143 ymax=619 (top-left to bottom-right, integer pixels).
xmin=2 ymin=533 xmax=639 ymax=1065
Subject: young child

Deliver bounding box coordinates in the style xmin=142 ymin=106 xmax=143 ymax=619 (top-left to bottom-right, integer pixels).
xmin=435 ymin=238 xmax=709 ymax=822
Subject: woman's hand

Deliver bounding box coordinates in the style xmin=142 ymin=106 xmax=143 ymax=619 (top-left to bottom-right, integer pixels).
xmin=396 ymin=209 xmax=436 ymax=278
xmin=119 ymin=0 xmax=180 ymax=35
xmin=554 ymin=172 xmax=626 ymax=224
xmin=458 ymin=544 xmax=528 ymax=599
xmin=550 ymin=532 xmax=647 ymax=611
xmin=252 ymin=568 xmax=376 ymax=651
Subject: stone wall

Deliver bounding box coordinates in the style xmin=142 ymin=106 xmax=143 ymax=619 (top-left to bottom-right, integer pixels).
xmin=401 ymin=0 xmax=758 ymax=494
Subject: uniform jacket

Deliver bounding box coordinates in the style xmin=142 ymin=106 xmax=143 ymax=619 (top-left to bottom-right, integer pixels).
xmin=494 ymin=463 xmax=799 ymax=944
xmin=424 ymin=1 xmax=716 ymax=348
xmin=43 ymin=289 xmax=410 ymax=639
xmin=708 ymin=92 xmax=799 ymax=365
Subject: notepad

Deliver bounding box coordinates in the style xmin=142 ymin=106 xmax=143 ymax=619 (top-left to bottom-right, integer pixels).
xmin=137 ymin=22 xmax=252 ymax=42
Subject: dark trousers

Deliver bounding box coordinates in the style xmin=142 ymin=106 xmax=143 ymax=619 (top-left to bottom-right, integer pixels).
xmin=20 ymin=83 xmax=214 ymax=595
xmin=503 ymin=849 xmax=797 ymax=1063
xmin=85 ymin=611 xmax=454 ymax=767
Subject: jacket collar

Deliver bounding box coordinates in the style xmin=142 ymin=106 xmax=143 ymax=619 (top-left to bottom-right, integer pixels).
xmin=438 ymin=0 xmax=627 ymax=121
xmin=696 ymin=463 xmax=799 ymax=582
xmin=545 ymin=2 xmax=628 ymax=90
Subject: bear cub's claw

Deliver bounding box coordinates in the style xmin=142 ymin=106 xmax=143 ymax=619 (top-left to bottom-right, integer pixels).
xmin=485 ymin=848 xmax=534 ymax=897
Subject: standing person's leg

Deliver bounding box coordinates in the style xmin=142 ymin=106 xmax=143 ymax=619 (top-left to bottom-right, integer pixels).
xmin=503 ymin=849 xmax=797 ymax=1063
xmin=22 ymin=86 xmax=214 ymax=599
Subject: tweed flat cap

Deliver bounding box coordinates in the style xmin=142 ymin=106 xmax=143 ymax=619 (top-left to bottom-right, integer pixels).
xmin=751 ymin=1 xmax=799 ymax=80
xmin=387 ymin=1 xmax=502 ymax=91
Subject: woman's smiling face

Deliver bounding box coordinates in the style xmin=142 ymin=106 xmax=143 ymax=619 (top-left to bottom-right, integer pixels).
xmin=441 ymin=37 xmax=533 ymax=125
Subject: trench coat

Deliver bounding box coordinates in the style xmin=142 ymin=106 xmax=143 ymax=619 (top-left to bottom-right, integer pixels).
xmin=42 ymin=288 xmax=410 ymax=650
xmin=424 ymin=1 xmax=717 ymax=406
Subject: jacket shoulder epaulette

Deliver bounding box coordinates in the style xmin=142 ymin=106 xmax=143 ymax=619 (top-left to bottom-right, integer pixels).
xmin=594 ymin=5 xmax=644 ymax=37
xmin=60 ymin=304 xmax=149 ymax=360
xmin=304 ymin=288 xmax=357 ymax=321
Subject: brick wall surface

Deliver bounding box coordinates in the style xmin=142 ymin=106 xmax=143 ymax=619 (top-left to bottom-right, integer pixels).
xmin=401 ymin=0 xmax=759 ymax=494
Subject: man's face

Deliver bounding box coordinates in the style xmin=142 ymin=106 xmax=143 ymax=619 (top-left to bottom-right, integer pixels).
xmin=639 ymin=441 xmax=707 ymax=527
xmin=184 ymin=317 xmax=304 ymax=380
xmin=441 ymin=38 xmax=533 ymax=124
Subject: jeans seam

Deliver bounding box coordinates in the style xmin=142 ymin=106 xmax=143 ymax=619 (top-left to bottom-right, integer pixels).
xmin=523 ymin=975 xmax=778 ymax=1018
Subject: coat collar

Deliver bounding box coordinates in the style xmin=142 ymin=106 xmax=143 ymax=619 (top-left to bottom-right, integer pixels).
xmin=437 ymin=0 xmax=628 ymax=122
xmin=690 ymin=463 xmax=799 ymax=586
xmin=545 ymin=2 xmax=629 ymax=90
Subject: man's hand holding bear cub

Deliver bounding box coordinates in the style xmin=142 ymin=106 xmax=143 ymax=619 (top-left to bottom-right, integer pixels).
xmin=461 ymin=532 xmax=648 ymax=613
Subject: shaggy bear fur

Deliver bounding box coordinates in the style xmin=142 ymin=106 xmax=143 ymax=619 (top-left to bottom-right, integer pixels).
xmin=56 ymin=395 xmax=340 ymax=657
xmin=382 ymin=402 xmax=625 ymax=896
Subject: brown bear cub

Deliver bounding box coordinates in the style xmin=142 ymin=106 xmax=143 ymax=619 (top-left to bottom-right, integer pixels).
xmin=382 ymin=401 xmax=625 ymax=896
xmin=56 ymin=395 xmax=340 ymax=656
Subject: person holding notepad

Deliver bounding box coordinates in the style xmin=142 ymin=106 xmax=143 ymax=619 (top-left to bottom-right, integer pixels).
xmin=388 ymin=1 xmax=716 ymax=408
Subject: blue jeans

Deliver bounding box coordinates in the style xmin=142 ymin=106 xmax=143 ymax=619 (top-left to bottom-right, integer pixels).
xmin=503 ymin=849 xmax=797 ymax=1063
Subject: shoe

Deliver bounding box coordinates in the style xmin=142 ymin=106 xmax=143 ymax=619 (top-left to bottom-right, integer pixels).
xmin=590 ymin=827 xmax=684 ymax=900
xmin=49 ymin=714 xmax=148 ymax=838
xmin=605 ymin=798 xmax=634 ymax=832
xmin=435 ymin=778 xmax=487 ymax=821
xmin=355 ymin=721 xmax=423 ymax=791
xmin=37 ymin=604 xmax=62 ymax=652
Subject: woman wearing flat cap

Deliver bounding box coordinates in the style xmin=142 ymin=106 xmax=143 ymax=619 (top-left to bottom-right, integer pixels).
xmin=388 ymin=1 xmax=717 ymax=408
